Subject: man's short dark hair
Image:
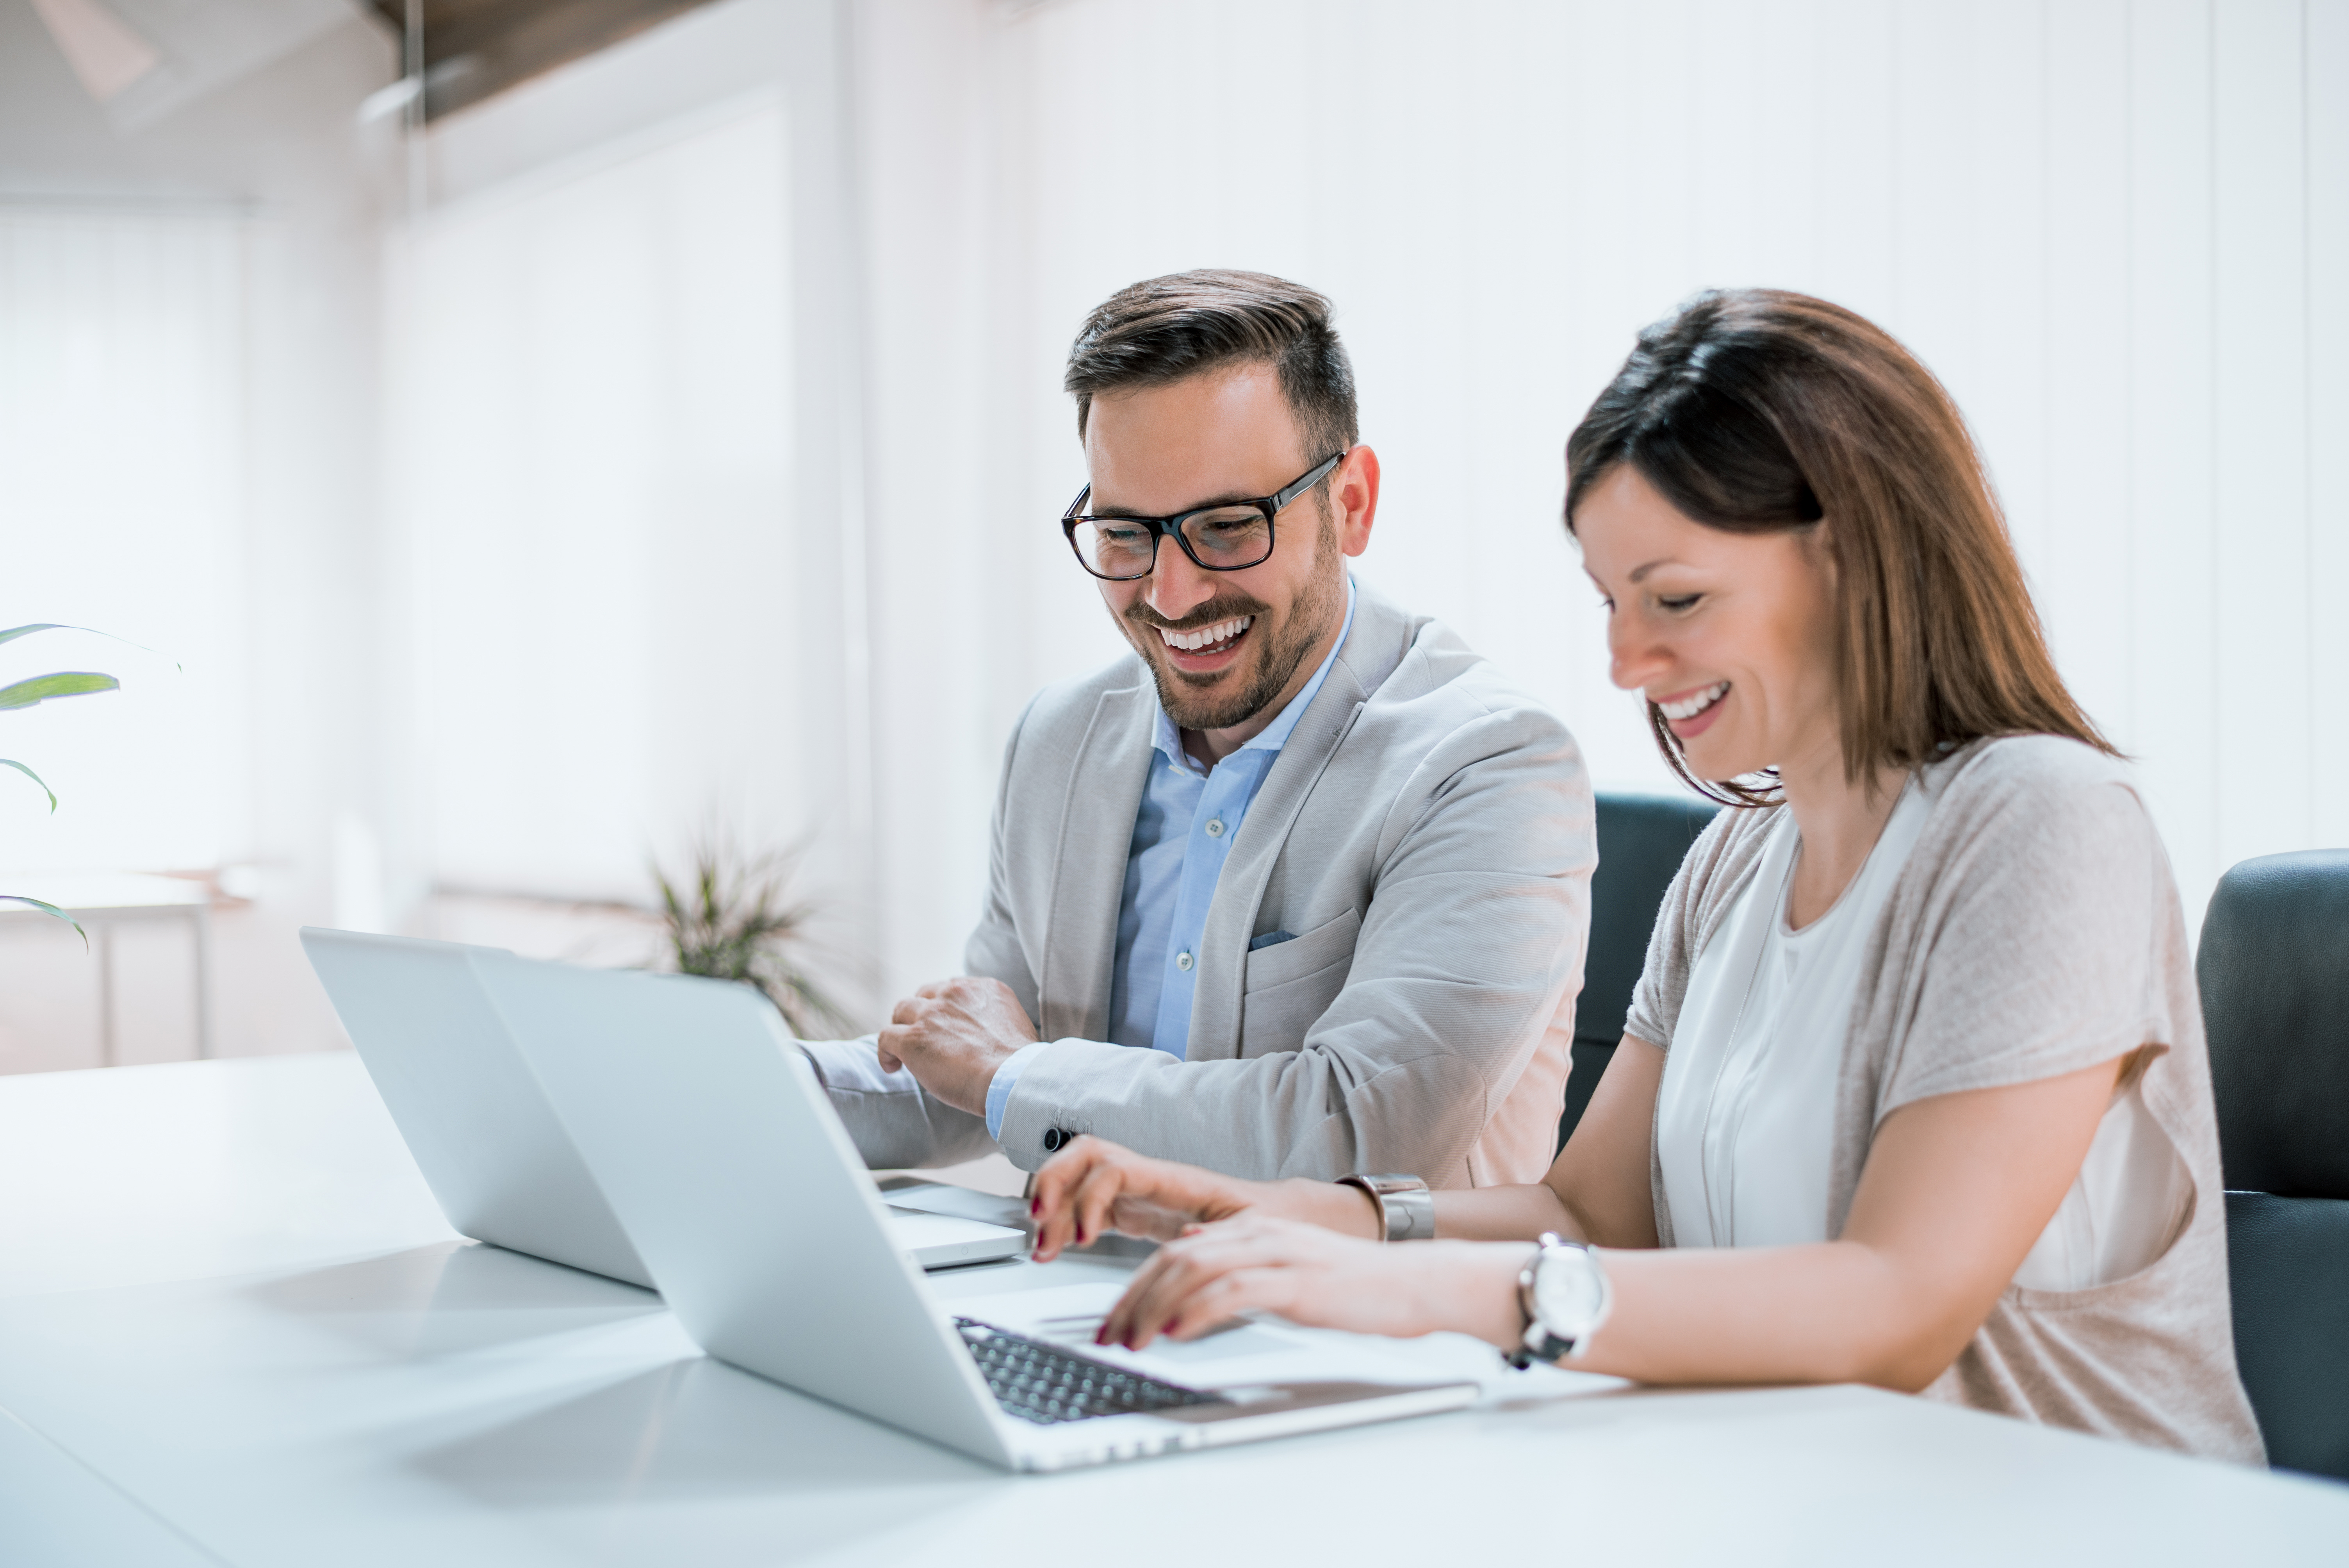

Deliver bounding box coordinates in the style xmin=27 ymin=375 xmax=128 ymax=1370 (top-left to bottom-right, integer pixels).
xmin=1064 ymin=270 xmax=1358 ymax=464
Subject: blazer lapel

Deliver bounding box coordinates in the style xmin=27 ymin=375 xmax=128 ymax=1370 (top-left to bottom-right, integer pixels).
xmin=1037 ymin=677 xmax=1157 ymax=1043
xmin=1184 ymin=586 xmax=1421 ymax=1061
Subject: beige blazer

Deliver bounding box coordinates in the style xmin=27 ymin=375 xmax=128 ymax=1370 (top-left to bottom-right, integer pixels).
xmin=804 ymin=583 xmax=1594 ymax=1187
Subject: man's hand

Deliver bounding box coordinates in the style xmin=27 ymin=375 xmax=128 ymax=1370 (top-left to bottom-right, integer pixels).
xmin=875 ymin=977 xmax=1039 ymax=1117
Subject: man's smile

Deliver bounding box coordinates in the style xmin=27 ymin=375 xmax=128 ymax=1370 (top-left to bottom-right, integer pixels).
xmin=1143 ymin=611 xmax=1258 ymax=677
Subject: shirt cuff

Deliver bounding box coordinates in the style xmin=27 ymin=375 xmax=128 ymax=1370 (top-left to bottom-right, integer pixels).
xmin=984 ymin=1040 xmax=1049 ymax=1141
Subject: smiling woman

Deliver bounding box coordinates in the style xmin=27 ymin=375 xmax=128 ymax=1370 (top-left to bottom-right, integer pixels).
xmin=1565 ymin=289 xmax=2113 ymax=808
xmin=1024 ymin=289 xmax=2267 ymax=1468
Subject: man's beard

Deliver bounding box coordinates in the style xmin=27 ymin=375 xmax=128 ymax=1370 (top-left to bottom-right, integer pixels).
xmin=1122 ymin=515 xmax=1345 ymax=734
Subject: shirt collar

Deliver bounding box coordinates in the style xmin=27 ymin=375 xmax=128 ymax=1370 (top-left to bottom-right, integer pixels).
xmin=1152 ymin=576 xmax=1358 ymax=776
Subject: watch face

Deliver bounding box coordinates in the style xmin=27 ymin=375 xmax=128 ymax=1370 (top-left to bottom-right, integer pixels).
xmin=1534 ymin=1248 xmax=1604 ymax=1330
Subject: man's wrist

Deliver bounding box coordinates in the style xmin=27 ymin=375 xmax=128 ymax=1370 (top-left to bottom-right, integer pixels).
xmin=982 ymin=1040 xmax=1049 ymax=1139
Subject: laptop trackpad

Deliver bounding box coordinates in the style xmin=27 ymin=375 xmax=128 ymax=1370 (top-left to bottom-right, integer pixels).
xmin=888 ymin=1208 xmax=1027 ymax=1270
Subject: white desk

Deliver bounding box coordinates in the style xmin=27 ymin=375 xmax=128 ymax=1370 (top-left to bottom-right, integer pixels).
xmin=0 ymin=1055 xmax=2342 ymax=1567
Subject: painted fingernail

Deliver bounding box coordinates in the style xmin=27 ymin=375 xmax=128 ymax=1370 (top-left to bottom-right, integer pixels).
xmin=1029 ymin=1197 xmax=1040 ymax=1215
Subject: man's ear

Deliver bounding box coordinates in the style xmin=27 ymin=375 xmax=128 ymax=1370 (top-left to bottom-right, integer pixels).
xmin=1335 ymin=444 xmax=1381 ymax=558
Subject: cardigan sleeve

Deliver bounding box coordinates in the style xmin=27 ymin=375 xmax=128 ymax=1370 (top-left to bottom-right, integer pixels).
xmin=1875 ymin=746 xmax=2174 ymax=1112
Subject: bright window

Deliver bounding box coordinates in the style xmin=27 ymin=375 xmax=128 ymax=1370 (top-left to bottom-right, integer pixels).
xmin=0 ymin=208 xmax=249 ymax=875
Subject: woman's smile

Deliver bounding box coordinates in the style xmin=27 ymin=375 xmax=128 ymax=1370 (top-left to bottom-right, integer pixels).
xmin=1653 ymin=680 xmax=1731 ymax=738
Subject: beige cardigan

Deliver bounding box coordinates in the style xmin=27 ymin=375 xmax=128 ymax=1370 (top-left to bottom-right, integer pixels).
xmin=1625 ymin=735 xmax=2265 ymax=1463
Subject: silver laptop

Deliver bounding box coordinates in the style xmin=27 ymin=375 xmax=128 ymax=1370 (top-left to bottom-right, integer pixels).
xmin=299 ymin=929 xmax=1027 ymax=1283
xmin=477 ymin=948 xmax=1483 ymax=1472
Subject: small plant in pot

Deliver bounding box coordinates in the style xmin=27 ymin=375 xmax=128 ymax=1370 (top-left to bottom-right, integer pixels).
xmin=651 ymin=836 xmax=863 ymax=1039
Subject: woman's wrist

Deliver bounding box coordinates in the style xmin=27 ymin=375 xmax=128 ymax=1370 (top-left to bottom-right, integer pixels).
xmin=1374 ymin=1240 xmax=1541 ymax=1346
xmin=1252 ymin=1177 xmax=1385 ymax=1238
xmin=1451 ymin=1240 xmax=1543 ymax=1350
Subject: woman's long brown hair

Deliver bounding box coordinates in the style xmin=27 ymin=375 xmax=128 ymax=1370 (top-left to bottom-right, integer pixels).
xmin=1565 ymin=288 xmax=2114 ymax=806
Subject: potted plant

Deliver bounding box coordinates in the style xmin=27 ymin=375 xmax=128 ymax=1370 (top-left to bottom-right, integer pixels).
xmin=651 ymin=836 xmax=863 ymax=1039
xmin=2 ymin=624 xmax=122 ymax=936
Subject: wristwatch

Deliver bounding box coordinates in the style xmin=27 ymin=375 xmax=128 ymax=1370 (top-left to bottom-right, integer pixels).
xmin=1336 ymin=1173 xmax=1435 ymax=1242
xmin=1508 ymin=1232 xmax=1611 ymax=1368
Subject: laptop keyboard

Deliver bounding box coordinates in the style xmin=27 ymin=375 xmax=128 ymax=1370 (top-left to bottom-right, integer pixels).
xmin=955 ymin=1318 xmax=1229 ymax=1425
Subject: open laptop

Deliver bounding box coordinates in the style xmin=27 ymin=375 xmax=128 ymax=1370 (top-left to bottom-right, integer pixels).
xmin=476 ymin=948 xmax=1483 ymax=1472
xmin=299 ymin=929 xmax=1028 ymax=1283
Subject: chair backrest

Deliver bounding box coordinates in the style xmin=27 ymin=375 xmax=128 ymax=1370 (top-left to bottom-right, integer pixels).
xmin=1559 ymin=792 xmax=1719 ymax=1149
xmin=2197 ymin=848 xmax=2349 ymax=1481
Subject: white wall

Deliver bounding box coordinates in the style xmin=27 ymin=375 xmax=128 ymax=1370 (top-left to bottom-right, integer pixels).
xmin=5 ymin=0 xmax=2339 ymax=1066
xmin=384 ymin=0 xmax=887 ymax=1008
xmin=845 ymin=0 xmax=2348 ymax=1001
xmin=0 ymin=0 xmax=401 ymax=1071
xmin=396 ymin=98 xmax=800 ymax=902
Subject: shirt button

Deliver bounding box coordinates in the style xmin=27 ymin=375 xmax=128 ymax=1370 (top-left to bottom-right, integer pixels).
xmin=1204 ymin=818 xmax=1226 ymax=838
xmin=1175 ymin=951 xmax=1194 ymax=972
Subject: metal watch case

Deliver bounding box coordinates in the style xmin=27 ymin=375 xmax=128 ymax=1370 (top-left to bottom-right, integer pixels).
xmin=1510 ymin=1231 xmax=1612 ymax=1368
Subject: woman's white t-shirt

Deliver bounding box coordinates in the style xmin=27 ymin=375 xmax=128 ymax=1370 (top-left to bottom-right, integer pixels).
xmin=1652 ymin=770 xmax=2190 ymax=1290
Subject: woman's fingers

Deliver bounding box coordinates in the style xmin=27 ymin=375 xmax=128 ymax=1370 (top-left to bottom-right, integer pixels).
xmin=1106 ymin=1223 xmax=1300 ymax=1348
xmin=1031 ymin=1138 xmax=1165 ymax=1260
xmin=1095 ymin=1216 xmax=1475 ymax=1350
xmin=1164 ymin=1267 xmax=1293 ymax=1342
xmin=1030 ymin=1138 xmax=1196 ymax=1258
xmin=1097 ymin=1241 xmax=1187 ymax=1345
xmin=1062 ymin=1163 xmax=1130 ymax=1253
xmin=1107 ymin=1192 xmax=1194 ymax=1242
xmin=1031 ymin=1143 xmax=1273 ymax=1270
xmin=1027 ymin=1138 xmax=1114 ymax=1259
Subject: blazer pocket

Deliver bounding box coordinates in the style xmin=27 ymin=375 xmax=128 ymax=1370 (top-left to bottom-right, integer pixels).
xmin=1239 ymin=908 xmax=1361 ymax=1056
xmin=1243 ymin=908 xmax=1360 ymax=991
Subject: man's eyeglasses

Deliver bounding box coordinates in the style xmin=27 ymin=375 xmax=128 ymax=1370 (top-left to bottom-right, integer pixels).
xmin=1061 ymin=452 xmax=1345 ymax=581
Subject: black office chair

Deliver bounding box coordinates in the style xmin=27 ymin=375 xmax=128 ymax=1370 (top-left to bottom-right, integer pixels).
xmin=2198 ymin=848 xmax=2349 ymax=1481
xmin=1559 ymin=791 xmax=1721 ymax=1151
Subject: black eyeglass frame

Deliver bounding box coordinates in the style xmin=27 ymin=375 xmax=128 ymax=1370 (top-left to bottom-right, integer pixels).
xmin=1060 ymin=451 xmax=1347 ymax=581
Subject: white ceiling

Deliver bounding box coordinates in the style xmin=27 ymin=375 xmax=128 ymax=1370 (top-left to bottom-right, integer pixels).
xmin=26 ymin=0 xmax=367 ymax=133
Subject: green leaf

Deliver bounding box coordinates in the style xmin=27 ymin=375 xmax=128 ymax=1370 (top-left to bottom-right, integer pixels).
xmin=0 ymin=671 xmax=119 ymax=710
xmin=0 ymin=624 xmax=75 ymax=649
xmin=0 ymin=758 xmax=57 ymax=810
xmin=0 ymin=894 xmax=87 ymax=945
xmin=0 ymin=624 xmax=178 ymax=671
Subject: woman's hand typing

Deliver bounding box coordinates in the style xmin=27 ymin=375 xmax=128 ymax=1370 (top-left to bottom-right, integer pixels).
xmin=1096 ymin=1215 xmax=1529 ymax=1351
xmin=1026 ymin=1137 xmax=1385 ymax=1262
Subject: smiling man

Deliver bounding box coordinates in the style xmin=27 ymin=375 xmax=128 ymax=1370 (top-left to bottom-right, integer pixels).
xmin=800 ymin=270 xmax=1595 ymax=1187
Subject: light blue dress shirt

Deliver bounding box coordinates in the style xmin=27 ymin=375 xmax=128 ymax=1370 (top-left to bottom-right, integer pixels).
xmin=985 ymin=578 xmax=1357 ymax=1139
